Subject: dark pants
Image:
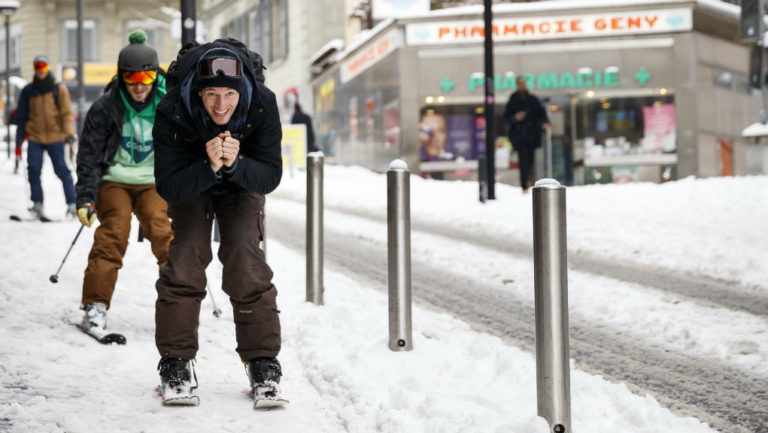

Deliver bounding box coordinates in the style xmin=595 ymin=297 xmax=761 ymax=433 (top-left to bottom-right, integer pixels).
xmin=516 ymin=140 xmax=536 ymax=190
xmin=155 ymin=189 xmax=280 ymax=361
xmin=27 ymin=140 xmax=76 ymax=204
xmin=82 ymin=182 xmax=172 ymax=309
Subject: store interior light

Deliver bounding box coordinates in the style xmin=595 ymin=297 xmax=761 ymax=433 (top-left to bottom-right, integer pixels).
xmin=659 ymin=88 xmax=668 ymax=95
xmin=571 ymin=98 xmax=579 ymax=105
xmin=425 ymin=96 xmax=434 ymax=104
xmin=601 ymin=102 xmax=610 ymax=109
xmin=436 ymin=96 xmax=445 ymax=103
xmin=425 ymin=109 xmax=435 ymax=115
xmin=586 ymin=90 xmax=595 ymax=98
xmin=475 ymin=107 xmax=484 ymax=114
xmin=653 ymin=101 xmax=663 ymax=107
xmin=550 ymin=105 xmax=559 ymax=111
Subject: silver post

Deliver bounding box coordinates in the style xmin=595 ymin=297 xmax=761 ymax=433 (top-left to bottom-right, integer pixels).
xmin=545 ymin=128 xmax=553 ymax=179
xmin=387 ymin=159 xmax=412 ymax=351
xmin=532 ymin=178 xmax=571 ymax=433
xmin=306 ymin=151 xmax=324 ymax=305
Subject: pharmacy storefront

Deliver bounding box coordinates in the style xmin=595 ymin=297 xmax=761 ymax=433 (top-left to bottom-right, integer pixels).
xmin=312 ymin=0 xmax=763 ymax=184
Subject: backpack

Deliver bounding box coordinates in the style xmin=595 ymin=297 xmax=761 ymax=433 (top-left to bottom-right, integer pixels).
xmin=165 ymin=39 xmax=266 ymax=94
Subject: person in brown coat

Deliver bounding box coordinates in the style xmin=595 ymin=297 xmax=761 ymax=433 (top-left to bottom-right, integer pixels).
xmin=15 ymin=55 xmax=77 ymax=220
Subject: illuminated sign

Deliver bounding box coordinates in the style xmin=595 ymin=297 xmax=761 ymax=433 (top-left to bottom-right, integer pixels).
xmin=406 ymin=8 xmax=692 ymax=45
xmin=438 ymin=67 xmax=655 ymax=93
xmin=340 ymin=29 xmax=402 ymax=83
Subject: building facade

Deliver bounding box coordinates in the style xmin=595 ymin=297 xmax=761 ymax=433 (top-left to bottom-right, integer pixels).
xmin=309 ymin=0 xmax=765 ymax=184
xmin=2 ymin=0 xmax=181 ymax=113
xmin=201 ymin=0 xmax=348 ymax=122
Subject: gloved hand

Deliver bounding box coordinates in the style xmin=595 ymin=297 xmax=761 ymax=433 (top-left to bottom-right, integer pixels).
xmin=65 ymin=135 xmax=77 ymax=145
xmin=77 ymin=203 xmax=97 ymax=227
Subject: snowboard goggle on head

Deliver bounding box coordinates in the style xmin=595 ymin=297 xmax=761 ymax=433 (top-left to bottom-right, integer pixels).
xmin=122 ymin=70 xmax=157 ymax=86
xmin=33 ymin=62 xmax=50 ymax=73
xmin=197 ymin=57 xmax=242 ymax=78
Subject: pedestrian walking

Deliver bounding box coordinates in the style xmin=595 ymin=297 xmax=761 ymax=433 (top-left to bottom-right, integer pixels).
xmin=291 ymin=101 xmax=316 ymax=152
xmin=152 ymin=38 xmax=285 ymax=408
xmin=15 ymin=55 xmax=77 ymax=220
xmin=74 ymin=30 xmax=172 ymax=345
xmin=504 ymin=75 xmax=549 ymax=193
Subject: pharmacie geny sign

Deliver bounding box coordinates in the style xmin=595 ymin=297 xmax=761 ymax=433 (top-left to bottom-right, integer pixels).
xmin=406 ymin=8 xmax=692 ymax=45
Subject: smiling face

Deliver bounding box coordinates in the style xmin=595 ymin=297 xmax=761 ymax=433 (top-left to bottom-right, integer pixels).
xmin=199 ymin=87 xmax=240 ymax=125
xmin=125 ymin=82 xmax=152 ymax=103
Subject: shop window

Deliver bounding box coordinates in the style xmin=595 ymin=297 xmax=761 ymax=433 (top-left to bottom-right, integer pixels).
xmin=576 ymin=95 xmax=676 ymax=156
xmin=62 ymin=19 xmax=98 ymax=62
xmin=245 ymin=0 xmax=287 ymax=65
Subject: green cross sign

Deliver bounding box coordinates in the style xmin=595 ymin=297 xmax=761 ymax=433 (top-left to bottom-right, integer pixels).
xmin=634 ymin=68 xmax=652 ymax=85
xmin=439 ymin=77 xmax=455 ymax=93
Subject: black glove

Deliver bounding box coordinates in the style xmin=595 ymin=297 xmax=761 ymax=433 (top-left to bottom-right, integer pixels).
xmin=65 ymin=135 xmax=77 ymax=145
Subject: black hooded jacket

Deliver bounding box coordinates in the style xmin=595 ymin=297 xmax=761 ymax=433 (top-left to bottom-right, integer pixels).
xmin=75 ymin=72 xmax=165 ymax=206
xmin=153 ymin=39 xmax=282 ymax=206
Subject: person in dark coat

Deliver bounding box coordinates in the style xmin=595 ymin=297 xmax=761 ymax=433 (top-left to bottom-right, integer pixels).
xmin=74 ymin=30 xmax=172 ymax=340
xmin=152 ymin=38 xmax=284 ymax=406
xmin=504 ymin=76 xmax=549 ymax=192
xmin=291 ymin=101 xmax=316 ymax=152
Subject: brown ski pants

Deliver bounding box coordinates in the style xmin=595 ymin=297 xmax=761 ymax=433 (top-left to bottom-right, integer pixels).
xmin=81 ymin=182 xmax=172 ymax=309
xmin=155 ymin=189 xmax=280 ymax=362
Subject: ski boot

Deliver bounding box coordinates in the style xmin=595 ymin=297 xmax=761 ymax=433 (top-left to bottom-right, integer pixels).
xmin=157 ymin=357 xmax=199 ymax=406
xmin=77 ymin=303 xmax=126 ymax=345
xmin=245 ymin=357 xmax=288 ymax=409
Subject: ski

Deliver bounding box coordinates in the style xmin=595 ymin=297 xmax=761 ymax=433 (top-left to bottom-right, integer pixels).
xmin=9 ymin=214 xmax=57 ymax=223
xmin=249 ymin=381 xmax=289 ymax=409
xmin=74 ymin=323 xmax=127 ymax=345
xmin=156 ymin=385 xmax=200 ymax=406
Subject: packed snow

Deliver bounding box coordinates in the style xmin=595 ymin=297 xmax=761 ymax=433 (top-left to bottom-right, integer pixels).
xmin=1 ymin=154 xmax=765 ymax=433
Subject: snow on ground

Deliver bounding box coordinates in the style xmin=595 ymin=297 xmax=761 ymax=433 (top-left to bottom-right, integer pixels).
xmin=1 ymin=155 xmax=764 ymax=432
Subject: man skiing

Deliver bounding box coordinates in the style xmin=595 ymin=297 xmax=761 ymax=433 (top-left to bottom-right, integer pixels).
xmin=152 ymin=38 xmax=284 ymax=408
xmin=74 ymin=30 xmax=172 ymax=344
xmin=15 ymin=54 xmax=78 ymax=220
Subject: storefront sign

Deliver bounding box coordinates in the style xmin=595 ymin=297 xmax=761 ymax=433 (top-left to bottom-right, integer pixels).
xmin=341 ymin=29 xmax=402 ymax=83
xmin=438 ymin=67 xmax=635 ymax=94
xmin=282 ymin=124 xmax=307 ymax=169
xmin=406 ymin=8 xmax=692 ymax=45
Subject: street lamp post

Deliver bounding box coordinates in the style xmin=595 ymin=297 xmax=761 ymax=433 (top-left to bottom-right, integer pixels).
xmin=0 ymin=1 xmax=19 ymax=162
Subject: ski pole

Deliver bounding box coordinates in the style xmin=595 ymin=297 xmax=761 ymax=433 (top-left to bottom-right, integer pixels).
xmin=50 ymin=225 xmax=85 ymax=284
xmin=206 ymin=282 xmax=222 ymax=318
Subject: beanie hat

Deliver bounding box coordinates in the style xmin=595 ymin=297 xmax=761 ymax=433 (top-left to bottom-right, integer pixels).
xmin=192 ymin=48 xmax=246 ymax=95
xmin=33 ymin=55 xmax=51 ymax=65
xmin=117 ymin=30 xmax=159 ymax=72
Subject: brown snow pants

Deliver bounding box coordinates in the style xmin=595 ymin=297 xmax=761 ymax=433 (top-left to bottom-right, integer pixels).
xmin=155 ymin=189 xmax=281 ymax=362
xmin=81 ymin=182 xmax=172 ymax=309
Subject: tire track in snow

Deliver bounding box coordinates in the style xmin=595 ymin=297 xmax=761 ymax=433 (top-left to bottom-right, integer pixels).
xmin=266 ymin=210 xmax=767 ymax=433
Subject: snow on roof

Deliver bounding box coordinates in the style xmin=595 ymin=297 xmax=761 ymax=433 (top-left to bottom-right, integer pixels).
xmin=339 ymin=18 xmax=396 ymax=59
xmin=742 ymin=121 xmax=768 ymax=138
xmin=309 ymin=38 xmax=345 ymax=66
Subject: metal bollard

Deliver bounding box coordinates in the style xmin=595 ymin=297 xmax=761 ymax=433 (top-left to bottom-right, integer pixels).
xmin=532 ymin=178 xmax=571 ymax=433
xmin=387 ymin=159 xmax=412 ymax=351
xmin=306 ymin=152 xmax=324 ymax=305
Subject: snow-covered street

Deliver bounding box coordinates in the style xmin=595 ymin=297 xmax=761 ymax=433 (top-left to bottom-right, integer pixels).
xmin=1 ymin=157 xmax=766 ymax=432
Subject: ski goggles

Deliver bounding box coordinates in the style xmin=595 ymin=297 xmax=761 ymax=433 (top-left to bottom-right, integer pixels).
xmin=33 ymin=62 xmax=50 ymax=73
xmin=197 ymin=57 xmax=242 ymax=78
xmin=122 ymin=70 xmax=157 ymax=86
